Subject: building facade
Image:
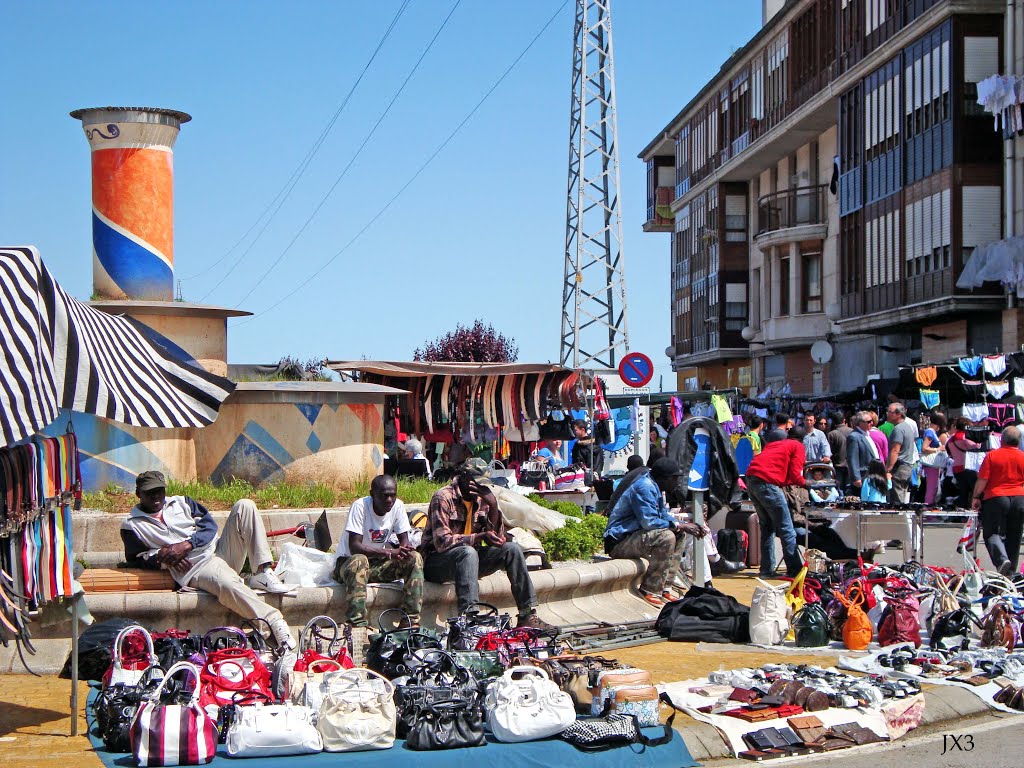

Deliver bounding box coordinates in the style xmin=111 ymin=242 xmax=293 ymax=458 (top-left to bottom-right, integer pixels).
xmin=641 ymin=0 xmax=1011 ymax=395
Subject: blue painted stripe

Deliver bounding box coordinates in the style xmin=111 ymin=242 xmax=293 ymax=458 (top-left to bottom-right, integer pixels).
xmin=242 ymin=420 xmax=293 ymax=467
xmin=92 ymin=212 xmax=173 ymax=299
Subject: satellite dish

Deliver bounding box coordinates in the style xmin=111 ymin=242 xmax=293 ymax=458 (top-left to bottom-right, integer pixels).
xmin=664 ymin=346 xmax=675 ymax=358
xmin=810 ymin=340 xmax=833 ymax=364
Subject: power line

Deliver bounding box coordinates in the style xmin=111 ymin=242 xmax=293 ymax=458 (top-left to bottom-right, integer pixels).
xmin=190 ymin=0 xmax=413 ymax=297
xmin=231 ymin=0 xmax=464 ymax=310
xmin=235 ymin=0 xmax=570 ymax=326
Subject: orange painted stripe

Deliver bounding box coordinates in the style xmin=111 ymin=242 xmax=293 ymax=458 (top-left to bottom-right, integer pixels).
xmin=91 ymin=148 xmax=174 ymax=264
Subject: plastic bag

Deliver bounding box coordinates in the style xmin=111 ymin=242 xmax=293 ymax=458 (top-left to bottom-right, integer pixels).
xmin=273 ymin=541 xmax=336 ymax=588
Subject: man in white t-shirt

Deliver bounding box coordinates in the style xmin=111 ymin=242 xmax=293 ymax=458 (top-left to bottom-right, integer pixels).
xmin=333 ymin=474 xmax=423 ymax=628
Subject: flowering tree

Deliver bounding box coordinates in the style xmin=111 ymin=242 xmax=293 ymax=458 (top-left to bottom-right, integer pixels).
xmin=413 ymin=320 xmax=519 ymax=363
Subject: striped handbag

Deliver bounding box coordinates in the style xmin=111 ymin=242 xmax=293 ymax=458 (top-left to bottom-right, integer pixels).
xmin=131 ymin=662 xmax=218 ymax=767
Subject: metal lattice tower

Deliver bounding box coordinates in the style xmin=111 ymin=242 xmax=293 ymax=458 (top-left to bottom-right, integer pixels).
xmin=560 ymin=0 xmax=629 ymax=371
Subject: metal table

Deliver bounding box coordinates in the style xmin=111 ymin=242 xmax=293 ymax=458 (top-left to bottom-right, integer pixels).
xmin=531 ymin=487 xmax=598 ymax=510
xmin=808 ymin=506 xmax=977 ymax=562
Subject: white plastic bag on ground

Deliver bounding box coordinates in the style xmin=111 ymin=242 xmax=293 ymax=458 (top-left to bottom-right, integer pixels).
xmin=273 ymin=541 xmax=336 ymax=588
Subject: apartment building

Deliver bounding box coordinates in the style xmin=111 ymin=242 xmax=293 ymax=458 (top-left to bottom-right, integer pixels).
xmin=641 ymin=0 xmax=1008 ymax=395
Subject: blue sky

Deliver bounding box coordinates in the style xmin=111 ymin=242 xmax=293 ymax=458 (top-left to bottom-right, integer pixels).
xmin=1 ymin=1 xmax=761 ymax=386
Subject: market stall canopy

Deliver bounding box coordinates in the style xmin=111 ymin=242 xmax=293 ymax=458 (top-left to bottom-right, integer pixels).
xmin=956 ymin=235 xmax=1024 ymax=297
xmin=327 ymin=360 xmax=574 ymax=377
xmin=0 ymin=246 xmax=235 ymax=445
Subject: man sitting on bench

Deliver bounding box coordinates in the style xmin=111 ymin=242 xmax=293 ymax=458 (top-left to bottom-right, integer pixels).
xmin=333 ymin=474 xmax=423 ymax=628
xmin=120 ymin=470 xmax=296 ymax=648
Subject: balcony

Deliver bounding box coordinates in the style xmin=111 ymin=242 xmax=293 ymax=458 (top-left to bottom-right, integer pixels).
xmin=643 ymin=186 xmax=675 ymax=232
xmin=754 ymin=184 xmax=829 ymax=247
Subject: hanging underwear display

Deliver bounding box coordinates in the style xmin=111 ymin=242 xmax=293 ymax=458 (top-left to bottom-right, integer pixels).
xmin=1016 ymin=378 xmax=1024 ymax=398
xmin=914 ymin=366 xmax=938 ymax=387
xmin=966 ymin=426 xmax=991 ymax=445
xmin=983 ymin=354 xmax=1008 ymax=378
xmin=959 ymin=356 xmax=983 ymax=376
xmin=985 ymin=381 xmax=1011 ymax=400
xmin=989 ymin=433 xmax=1003 ymax=450
xmin=989 ymin=403 xmax=1016 ymax=428
xmin=964 ymin=452 xmax=985 ymax=472
xmin=962 ymin=403 xmax=989 ymax=422
xmin=919 ymin=389 xmax=940 ymax=409
xmin=962 ymin=380 xmax=984 ymax=399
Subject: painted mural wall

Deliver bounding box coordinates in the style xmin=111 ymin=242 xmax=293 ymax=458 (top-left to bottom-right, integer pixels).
xmin=43 ymin=383 xmax=388 ymax=491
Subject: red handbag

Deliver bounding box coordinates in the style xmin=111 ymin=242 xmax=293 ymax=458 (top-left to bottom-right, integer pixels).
xmin=292 ymin=616 xmax=354 ymax=671
xmin=199 ymin=647 xmax=274 ymax=711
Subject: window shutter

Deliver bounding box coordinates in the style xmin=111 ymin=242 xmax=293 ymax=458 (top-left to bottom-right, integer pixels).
xmin=940 ymin=188 xmax=952 ymax=247
xmin=962 ymin=186 xmax=1001 ymax=246
xmin=940 ymin=40 xmax=950 ymax=95
xmin=964 ymin=37 xmax=999 ymax=83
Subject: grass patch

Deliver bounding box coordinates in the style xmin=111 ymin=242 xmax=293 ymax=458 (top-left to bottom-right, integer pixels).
xmin=84 ymin=476 xmax=448 ymax=514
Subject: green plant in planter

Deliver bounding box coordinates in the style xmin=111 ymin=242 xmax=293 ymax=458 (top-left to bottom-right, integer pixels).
xmin=539 ymin=514 xmax=608 ymax=562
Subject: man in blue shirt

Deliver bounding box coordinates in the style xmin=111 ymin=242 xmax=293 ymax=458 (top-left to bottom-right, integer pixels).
xmin=604 ymin=458 xmax=705 ymax=607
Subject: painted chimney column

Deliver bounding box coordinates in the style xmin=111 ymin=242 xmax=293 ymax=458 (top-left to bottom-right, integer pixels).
xmin=70 ymin=107 xmax=191 ymax=301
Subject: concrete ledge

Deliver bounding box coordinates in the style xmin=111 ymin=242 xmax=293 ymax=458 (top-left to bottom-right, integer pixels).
xmin=2 ymin=559 xmax=656 ymax=675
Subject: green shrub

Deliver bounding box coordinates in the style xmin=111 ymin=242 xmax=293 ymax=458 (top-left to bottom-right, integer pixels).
xmin=539 ymin=514 xmax=608 ymax=561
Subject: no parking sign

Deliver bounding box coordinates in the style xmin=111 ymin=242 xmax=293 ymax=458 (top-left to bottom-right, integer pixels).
xmin=618 ymin=352 xmax=654 ymax=388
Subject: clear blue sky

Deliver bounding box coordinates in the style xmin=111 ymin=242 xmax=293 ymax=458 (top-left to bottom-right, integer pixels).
xmin=1 ymin=0 xmax=761 ymax=385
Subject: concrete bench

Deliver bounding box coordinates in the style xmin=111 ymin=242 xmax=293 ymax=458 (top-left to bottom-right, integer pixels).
xmin=2 ymin=558 xmax=658 ymax=674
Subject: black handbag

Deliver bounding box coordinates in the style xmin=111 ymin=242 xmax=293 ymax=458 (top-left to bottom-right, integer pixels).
xmin=365 ymin=610 xmax=441 ymax=679
xmin=93 ymin=666 xmax=165 ymax=752
xmin=792 ymin=603 xmax=831 ymax=647
xmin=445 ymin=602 xmax=512 ymax=651
xmin=405 ymin=700 xmax=486 ymax=750
xmin=394 ymin=650 xmax=481 ymax=738
xmin=561 ymin=693 xmax=679 ymax=752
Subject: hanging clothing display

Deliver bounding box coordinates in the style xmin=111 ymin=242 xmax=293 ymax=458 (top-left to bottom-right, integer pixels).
xmin=959 ymin=357 xmax=983 ymax=377
xmin=983 ymin=355 xmax=1008 ymax=378
xmin=0 ymin=431 xmax=80 ymax=652
xmin=914 ymin=367 xmax=938 ymax=387
xmin=918 ymin=389 xmax=940 ymax=409
xmin=0 ymin=247 xmax=235 ymax=445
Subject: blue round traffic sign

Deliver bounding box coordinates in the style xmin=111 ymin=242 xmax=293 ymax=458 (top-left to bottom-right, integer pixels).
xmin=618 ymin=352 xmax=654 ymax=388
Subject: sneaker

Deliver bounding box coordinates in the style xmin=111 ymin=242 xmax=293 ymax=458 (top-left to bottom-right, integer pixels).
xmin=639 ymin=590 xmax=665 ymax=608
xmin=248 ymin=569 xmax=295 ymax=595
xmin=516 ymin=610 xmax=556 ymax=631
xmin=999 ymin=560 xmax=1014 ymax=577
xmin=269 ymin=617 xmax=296 ymax=650
xmin=661 ymin=590 xmax=679 ymax=602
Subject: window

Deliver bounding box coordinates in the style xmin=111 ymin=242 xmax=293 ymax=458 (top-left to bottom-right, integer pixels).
xmin=725 ymin=283 xmax=747 ymax=331
xmin=801 ymin=244 xmax=823 ymax=313
xmin=779 ymin=256 xmax=791 ymax=316
xmin=904 ymin=187 xmax=950 ymax=277
xmin=725 ymin=195 xmax=747 ymax=241
xmin=675 ymin=126 xmax=691 ymax=198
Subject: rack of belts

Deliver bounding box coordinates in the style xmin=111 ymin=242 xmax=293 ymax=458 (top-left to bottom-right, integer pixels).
xmin=0 ymin=425 xmax=84 ymax=735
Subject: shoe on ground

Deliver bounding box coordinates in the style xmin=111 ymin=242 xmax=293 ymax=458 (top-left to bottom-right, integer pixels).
xmin=268 ymin=617 xmax=296 ymax=650
xmin=517 ymin=610 xmax=557 ymax=631
xmin=999 ymin=560 xmax=1014 ymax=577
xmin=639 ymin=590 xmax=665 ymax=608
xmin=714 ymin=559 xmax=746 ymax=575
xmin=248 ymin=569 xmax=295 ymax=595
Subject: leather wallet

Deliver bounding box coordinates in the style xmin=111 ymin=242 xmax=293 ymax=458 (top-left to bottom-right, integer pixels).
xmin=730 ymin=687 xmax=759 ymax=703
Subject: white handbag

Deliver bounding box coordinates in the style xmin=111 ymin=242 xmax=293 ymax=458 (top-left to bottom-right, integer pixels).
xmin=484 ymin=666 xmax=576 ymax=743
xmin=288 ymin=659 xmax=346 ymax=715
xmin=226 ymin=702 xmax=323 ymax=758
xmin=106 ymin=624 xmax=159 ymax=688
xmin=749 ymin=579 xmax=790 ymax=646
xmin=316 ymin=667 xmax=396 ymax=752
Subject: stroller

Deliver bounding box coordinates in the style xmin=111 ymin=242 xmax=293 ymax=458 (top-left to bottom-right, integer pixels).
xmin=804 ymin=462 xmax=840 ymax=504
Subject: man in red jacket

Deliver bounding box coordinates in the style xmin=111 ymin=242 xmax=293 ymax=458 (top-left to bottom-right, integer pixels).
xmin=745 ymin=426 xmax=809 ymax=577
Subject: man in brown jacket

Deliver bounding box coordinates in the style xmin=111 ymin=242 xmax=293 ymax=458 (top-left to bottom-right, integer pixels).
xmin=423 ymin=467 xmax=552 ymax=629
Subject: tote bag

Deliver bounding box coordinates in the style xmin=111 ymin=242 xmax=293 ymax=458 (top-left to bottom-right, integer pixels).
xmin=130 ymin=662 xmax=217 ymax=767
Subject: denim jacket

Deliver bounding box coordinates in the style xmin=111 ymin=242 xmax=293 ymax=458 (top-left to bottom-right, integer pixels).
xmin=604 ymin=472 xmax=674 ymax=542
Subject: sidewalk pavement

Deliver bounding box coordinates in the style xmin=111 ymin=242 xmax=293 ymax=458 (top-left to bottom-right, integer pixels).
xmin=0 ymin=572 xmax=1001 ymax=767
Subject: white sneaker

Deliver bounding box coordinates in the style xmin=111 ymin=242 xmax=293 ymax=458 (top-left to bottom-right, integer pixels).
xmin=248 ymin=569 xmax=295 ymax=595
xmin=269 ymin=617 xmax=296 ymax=650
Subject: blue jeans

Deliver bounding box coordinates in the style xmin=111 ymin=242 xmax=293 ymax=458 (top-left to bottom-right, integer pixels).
xmin=745 ymin=476 xmax=803 ymax=577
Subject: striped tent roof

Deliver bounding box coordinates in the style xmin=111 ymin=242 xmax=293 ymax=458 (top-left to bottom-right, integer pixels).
xmin=0 ymin=246 xmax=235 ymax=445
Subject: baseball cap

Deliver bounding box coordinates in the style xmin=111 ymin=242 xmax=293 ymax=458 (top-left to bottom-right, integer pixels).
xmin=649 ymin=457 xmax=683 ymax=479
xmin=136 ymin=470 xmax=167 ymax=493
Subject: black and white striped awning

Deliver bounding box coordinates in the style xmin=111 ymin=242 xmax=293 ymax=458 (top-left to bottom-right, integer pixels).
xmin=0 ymin=246 xmax=235 ymax=445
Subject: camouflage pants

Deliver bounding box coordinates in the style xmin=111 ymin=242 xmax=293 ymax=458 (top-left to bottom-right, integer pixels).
xmin=609 ymin=528 xmax=685 ymax=594
xmin=335 ymin=552 xmax=423 ymax=627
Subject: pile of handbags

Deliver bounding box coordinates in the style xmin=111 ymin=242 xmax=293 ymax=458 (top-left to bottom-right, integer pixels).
xmin=90 ymin=606 xmax=681 ymax=763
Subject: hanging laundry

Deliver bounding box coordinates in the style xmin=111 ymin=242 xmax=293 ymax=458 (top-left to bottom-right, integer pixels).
xmin=986 ymin=381 xmax=1011 ymax=400
xmin=710 ymin=393 xmax=734 ymax=423
xmin=962 ymin=380 xmax=984 ymax=400
xmin=915 ymin=367 xmax=938 ymax=387
xmin=959 ymin=356 xmax=983 ymax=376
xmin=983 ymin=354 xmax=1008 ymax=378
xmin=919 ymin=389 xmax=940 ymax=409
xmin=989 ymin=433 xmax=1003 ymax=450
xmin=964 ymin=452 xmax=986 ymax=472
xmin=1015 ymin=377 xmax=1024 ymax=399
xmin=670 ymin=397 xmax=683 ymax=427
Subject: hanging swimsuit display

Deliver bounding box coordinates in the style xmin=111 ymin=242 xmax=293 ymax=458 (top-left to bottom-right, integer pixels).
xmin=915 ymin=366 xmax=938 ymax=387
xmin=983 ymin=355 xmax=1008 ymax=378
xmin=919 ymin=389 xmax=940 ymax=409
xmin=985 ymin=381 xmax=1011 ymax=400
xmin=962 ymin=403 xmax=989 ymax=423
xmin=959 ymin=357 xmax=983 ymax=377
